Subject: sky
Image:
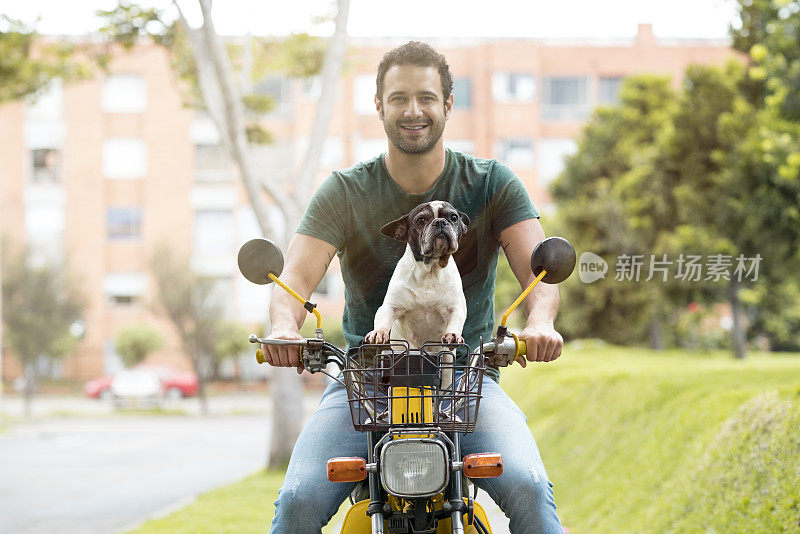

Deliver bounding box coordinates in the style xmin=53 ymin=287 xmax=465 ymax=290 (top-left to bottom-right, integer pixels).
xmin=1 ymin=0 xmax=740 ymax=40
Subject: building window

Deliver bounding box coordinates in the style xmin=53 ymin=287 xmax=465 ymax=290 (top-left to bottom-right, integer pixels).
xmin=26 ymin=79 xmax=63 ymax=122
xmin=301 ymin=76 xmax=321 ymax=99
xmin=495 ymin=139 xmax=535 ymax=168
xmin=107 ymin=208 xmax=142 ymax=240
xmin=31 ymin=148 xmax=60 ymax=183
xmin=353 ymin=74 xmax=377 ymax=115
xmin=446 ymin=140 xmax=476 ymax=155
xmin=492 ymin=72 xmax=535 ymax=102
xmin=295 ymin=136 xmax=343 ymax=168
xmin=452 ymin=77 xmax=472 ymax=109
xmin=353 ymin=138 xmax=386 ymax=164
xmin=542 ymin=76 xmax=590 ymax=120
xmin=25 ymin=202 xmax=65 ymax=266
xmin=208 ymin=276 xmax=233 ymax=318
xmin=598 ymin=76 xmax=624 ymax=105
xmin=102 ymin=74 xmax=147 ymax=113
xmin=103 ymin=138 xmax=147 ymax=179
xmin=104 ymin=272 xmax=146 ymax=306
xmin=195 ymin=144 xmax=232 ymax=182
xmin=537 ymin=138 xmax=578 ymax=187
xmin=254 ymin=75 xmax=292 ymax=115
xmin=193 ymin=210 xmax=234 ymax=256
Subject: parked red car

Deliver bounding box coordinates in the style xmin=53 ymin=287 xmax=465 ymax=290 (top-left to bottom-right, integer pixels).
xmin=84 ymin=364 xmax=199 ymax=400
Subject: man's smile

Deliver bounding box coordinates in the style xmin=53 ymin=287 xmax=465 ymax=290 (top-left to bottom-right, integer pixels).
xmin=399 ymin=123 xmax=429 ymax=134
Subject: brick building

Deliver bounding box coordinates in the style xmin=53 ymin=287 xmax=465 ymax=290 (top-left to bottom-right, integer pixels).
xmin=0 ymin=25 xmax=739 ymax=380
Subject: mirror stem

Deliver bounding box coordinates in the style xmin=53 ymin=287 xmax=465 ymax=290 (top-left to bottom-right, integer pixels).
xmin=267 ymin=273 xmax=323 ymax=329
xmin=500 ymin=270 xmax=547 ymax=328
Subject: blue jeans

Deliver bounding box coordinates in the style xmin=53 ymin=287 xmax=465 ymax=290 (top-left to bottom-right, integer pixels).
xmin=270 ymin=377 xmax=562 ymax=533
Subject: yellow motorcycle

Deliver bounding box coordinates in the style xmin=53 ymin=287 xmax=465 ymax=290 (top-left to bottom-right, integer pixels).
xmin=238 ymin=236 xmax=576 ymax=534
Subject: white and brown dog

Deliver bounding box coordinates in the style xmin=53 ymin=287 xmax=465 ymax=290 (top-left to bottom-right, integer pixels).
xmin=365 ymin=201 xmax=470 ymax=350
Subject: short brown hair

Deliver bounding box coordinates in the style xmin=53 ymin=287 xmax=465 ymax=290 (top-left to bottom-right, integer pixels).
xmin=376 ymin=41 xmax=453 ymax=102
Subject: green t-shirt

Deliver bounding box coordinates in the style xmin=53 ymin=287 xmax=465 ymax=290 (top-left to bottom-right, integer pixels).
xmin=296 ymin=148 xmax=540 ymax=380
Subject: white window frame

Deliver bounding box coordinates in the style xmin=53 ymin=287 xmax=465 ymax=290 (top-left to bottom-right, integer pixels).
xmin=102 ymin=74 xmax=147 ymax=113
xmin=353 ymin=75 xmax=377 ymax=115
xmin=541 ymin=76 xmax=591 ymax=120
xmin=492 ymin=72 xmax=535 ymax=102
xmin=495 ymin=138 xmax=535 ymax=168
xmin=103 ymin=138 xmax=147 ymax=179
xmin=537 ymin=138 xmax=578 ymax=187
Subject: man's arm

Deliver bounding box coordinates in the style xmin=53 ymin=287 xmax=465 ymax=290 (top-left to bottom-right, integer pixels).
xmin=262 ymin=233 xmax=338 ymax=372
xmin=498 ymin=218 xmax=563 ymax=365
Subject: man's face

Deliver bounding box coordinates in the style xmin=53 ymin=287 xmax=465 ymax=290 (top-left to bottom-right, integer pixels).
xmin=376 ymin=65 xmax=453 ymax=155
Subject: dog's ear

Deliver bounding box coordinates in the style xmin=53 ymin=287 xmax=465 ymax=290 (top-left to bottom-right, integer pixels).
xmin=458 ymin=211 xmax=470 ymax=235
xmin=380 ymin=214 xmax=411 ymax=241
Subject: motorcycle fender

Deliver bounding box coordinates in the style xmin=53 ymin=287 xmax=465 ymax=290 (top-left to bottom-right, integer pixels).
xmin=338 ymin=499 xmax=493 ymax=534
xmin=339 ymin=499 xmax=376 ymax=533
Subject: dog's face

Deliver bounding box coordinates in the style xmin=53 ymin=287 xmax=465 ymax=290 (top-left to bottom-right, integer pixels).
xmin=381 ymin=201 xmax=470 ymax=265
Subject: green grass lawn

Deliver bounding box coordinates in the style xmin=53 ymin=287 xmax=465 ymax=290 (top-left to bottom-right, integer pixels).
xmin=502 ymin=341 xmax=800 ymax=533
xmin=124 ymin=342 xmax=800 ymax=533
xmin=124 ymin=470 xmax=286 ymax=534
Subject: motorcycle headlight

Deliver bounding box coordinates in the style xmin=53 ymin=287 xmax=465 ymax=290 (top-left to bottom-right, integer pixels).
xmin=380 ymin=439 xmax=449 ymax=498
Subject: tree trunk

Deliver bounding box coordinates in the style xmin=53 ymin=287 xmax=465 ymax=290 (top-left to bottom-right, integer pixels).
xmin=729 ymin=278 xmax=747 ymax=359
xmin=267 ymin=220 xmax=305 ymax=467
xmin=174 ymin=0 xmax=351 ymax=467
xmin=648 ymin=309 xmax=665 ymax=350
xmin=268 ymin=367 xmax=304 ymax=466
xmin=23 ymin=362 xmax=35 ymax=418
xmin=194 ymin=354 xmax=209 ymax=416
xmin=266 ymin=0 xmax=351 ymax=468
xmin=293 ymin=0 xmax=351 ymax=196
xmin=196 ymin=374 xmax=209 ymax=415
xmin=175 ymin=0 xmax=293 ymax=239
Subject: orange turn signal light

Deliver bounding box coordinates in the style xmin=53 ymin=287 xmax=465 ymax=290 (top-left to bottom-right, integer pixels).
xmin=327 ymin=457 xmax=367 ymax=482
xmin=463 ymin=453 xmax=503 ymax=478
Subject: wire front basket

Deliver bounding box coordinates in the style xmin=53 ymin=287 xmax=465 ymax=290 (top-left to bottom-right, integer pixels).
xmin=343 ymin=340 xmax=485 ymax=433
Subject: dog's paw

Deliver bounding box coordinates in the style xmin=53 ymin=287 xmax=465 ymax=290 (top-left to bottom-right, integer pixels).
xmin=441 ymin=333 xmax=464 ymax=344
xmin=365 ymin=329 xmax=390 ymax=344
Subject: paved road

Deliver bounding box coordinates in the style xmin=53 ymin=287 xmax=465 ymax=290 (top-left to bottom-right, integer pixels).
xmin=0 ymin=414 xmax=271 ymax=534
xmin=0 ymin=394 xmax=511 ymax=534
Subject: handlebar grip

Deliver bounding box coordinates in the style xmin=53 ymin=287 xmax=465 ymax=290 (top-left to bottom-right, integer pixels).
xmin=516 ymin=338 xmax=527 ymax=358
xmin=254 ymin=338 xmax=304 ymax=365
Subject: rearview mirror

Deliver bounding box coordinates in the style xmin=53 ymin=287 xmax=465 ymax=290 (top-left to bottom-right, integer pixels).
xmin=238 ymin=238 xmax=284 ymax=285
xmin=530 ymin=237 xmax=576 ymax=284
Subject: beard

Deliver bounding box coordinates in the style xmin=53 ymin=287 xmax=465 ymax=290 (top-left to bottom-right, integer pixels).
xmin=382 ymin=113 xmax=446 ymax=155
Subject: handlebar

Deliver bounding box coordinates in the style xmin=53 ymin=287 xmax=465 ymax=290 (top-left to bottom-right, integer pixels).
xmin=252 ymin=332 xmax=528 ymax=423
xmin=249 ymin=334 xmax=345 ymax=373
xmin=251 ymin=331 xmax=527 ymax=371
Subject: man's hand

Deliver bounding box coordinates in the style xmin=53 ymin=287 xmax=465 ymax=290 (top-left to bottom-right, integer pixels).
xmin=516 ymin=324 xmax=563 ymax=366
xmin=264 ymin=234 xmax=338 ymax=375
xmin=261 ymin=328 xmax=305 ymax=374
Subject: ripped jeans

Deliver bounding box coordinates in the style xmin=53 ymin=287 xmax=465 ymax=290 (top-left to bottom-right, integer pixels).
xmin=269 ymin=376 xmax=562 ymax=533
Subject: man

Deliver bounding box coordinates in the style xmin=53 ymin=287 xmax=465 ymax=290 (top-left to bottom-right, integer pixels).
xmin=263 ymin=41 xmax=564 ymax=533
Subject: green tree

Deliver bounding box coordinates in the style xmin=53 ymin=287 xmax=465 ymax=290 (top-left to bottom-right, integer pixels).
xmin=551 ymin=75 xmax=680 ymax=347
xmin=97 ymin=0 xmax=351 ymax=466
xmin=729 ymin=0 xmax=800 ymax=351
xmin=0 ymin=16 xmax=92 ymax=402
xmin=0 ymin=15 xmax=91 ymax=105
xmin=213 ymin=320 xmax=250 ymax=378
xmin=1 ymin=245 xmax=85 ymax=416
xmin=115 ymin=323 xmax=165 ymax=368
xmin=150 ymin=245 xmax=224 ymax=415
xmin=648 ymin=62 xmax=759 ymax=358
